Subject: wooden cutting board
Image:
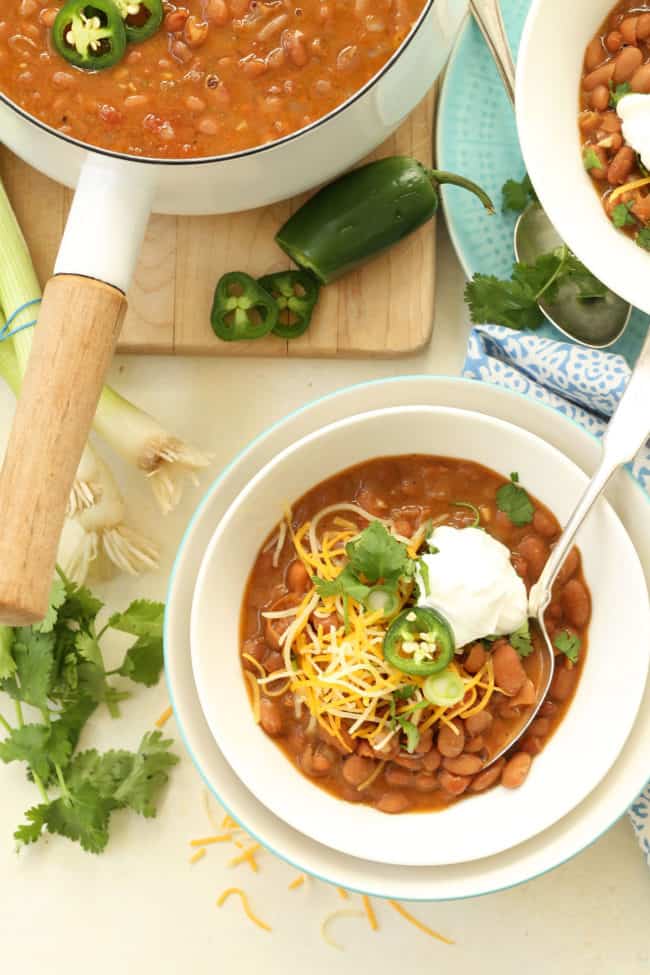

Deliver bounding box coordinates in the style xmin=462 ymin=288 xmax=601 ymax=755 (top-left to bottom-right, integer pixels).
xmin=0 ymin=88 xmax=436 ymax=358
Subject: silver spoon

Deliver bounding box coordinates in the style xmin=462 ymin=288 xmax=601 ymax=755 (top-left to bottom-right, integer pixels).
xmin=469 ymin=0 xmax=632 ymax=348
xmin=484 ymin=307 xmax=650 ymax=766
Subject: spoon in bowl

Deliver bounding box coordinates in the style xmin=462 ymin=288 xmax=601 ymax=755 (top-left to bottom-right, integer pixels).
xmin=469 ymin=0 xmax=632 ymax=348
xmin=484 ymin=323 xmax=650 ymax=767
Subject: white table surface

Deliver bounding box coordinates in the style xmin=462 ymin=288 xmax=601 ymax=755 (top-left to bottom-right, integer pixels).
xmin=0 ymin=224 xmax=648 ymax=974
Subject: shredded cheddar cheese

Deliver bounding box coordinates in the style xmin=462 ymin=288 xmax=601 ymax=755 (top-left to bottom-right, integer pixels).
xmin=288 ymin=875 xmax=305 ymax=890
xmin=321 ymin=909 xmax=366 ymax=950
xmin=228 ymin=843 xmax=261 ymax=872
xmin=362 ymin=895 xmax=378 ymax=931
xmin=189 ymin=847 xmax=206 ymax=865
xmin=217 ymin=888 xmax=271 ymax=932
xmin=337 ymin=887 xmax=349 ymax=900
xmin=190 ymin=834 xmax=234 ymax=847
xmin=155 ymin=705 xmax=173 ymax=729
xmin=388 ymin=902 xmax=454 ymax=945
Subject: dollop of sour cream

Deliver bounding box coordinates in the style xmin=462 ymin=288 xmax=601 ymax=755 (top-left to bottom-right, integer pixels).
xmin=617 ymin=93 xmax=650 ymax=171
xmin=415 ymin=526 xmax=528 ymax=650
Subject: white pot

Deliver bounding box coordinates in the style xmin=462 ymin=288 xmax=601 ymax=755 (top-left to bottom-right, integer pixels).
xmin=0 ymin=0 xmax=467 ymax=625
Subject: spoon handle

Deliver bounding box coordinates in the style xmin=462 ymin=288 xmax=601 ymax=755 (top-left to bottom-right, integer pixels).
xmin=529 ymin=326 xmax=650 ymax=615
xmin=469 ymin=0 xmax=516 ymax=105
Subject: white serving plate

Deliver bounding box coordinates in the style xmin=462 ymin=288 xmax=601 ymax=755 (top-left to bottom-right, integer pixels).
xmin=190 ymin=404 xmax=649 ymax=867
xmin=164 ymin=376 xmax=650 ymax=899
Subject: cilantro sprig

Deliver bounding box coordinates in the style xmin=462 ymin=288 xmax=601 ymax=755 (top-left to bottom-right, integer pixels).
xmin=501 ymin=173 xmax=537 ymax=213
xmin=496 ymin=472 xmax=535 ymax=526
xmin=609 ymin=80 xmax=631 ymax=108
xmin=510 ymin=620 xmax=534 ymax=658
xmin=313 ymin=521 xmax=416 ymax=626
xmin=0 ymin=573 xmax=176 ymax=853
xmin=553 ymin=629 xmax=581 ymax=664
xmin=465 ymin=246 xmax=607 ymax=331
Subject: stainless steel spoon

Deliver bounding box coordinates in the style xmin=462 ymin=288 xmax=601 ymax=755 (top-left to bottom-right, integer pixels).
xmin=469 ymin=0 xmax=632 ymax=348
xmin=485 ymin=313 xmax=650 ymax=767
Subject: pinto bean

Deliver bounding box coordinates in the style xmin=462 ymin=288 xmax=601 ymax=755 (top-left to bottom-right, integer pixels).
xmin=639 ymin=12 xmax=650 ymax=39
xmin=393 ymin=517 xmax=414 ymax=538
xmin=438 ymin=769 xmax=471 ymax=797
xmin=342 ymin=754 xmax=374 ymax=787
xmin=242 ymin=637 xmax=266 ymax=669
xmin=492 ymin=642 xmax=527 ymax=696
xmin=422 ymin=748 xmax=442 ymax=772
xmin=532 ymin=508 xmax=559 ymax=538
xmin=414 ymin=727 xmax=433 ymax=755
xmin=529 ymin=717 xmax=550 ymax=737
xmin=510 ymin=678 xmax=537 ymax=708
xmin=260 ymin=697 xmax=284 ymax=736
xmin=414 ymin=773 xmax=439 ymax=792
xmin=583 ymin=61 xmax=616 ymax=90
xmin=393 ymin=753 xmax=423 ymax=770
xmin=631 ymin=63 xmax=650 ymax=93
xmin=464 ymin=734 xmax=485 ymax=754
xmin=590 ymin=85 xmax=610 ymax=112
xmin=608 ymin=146 xmax=636 ymax=185
xmin=517 ymin=535 xmax=549 ymax=582
xmin=550 ymin=662 xmax=578 ymax=703
xmin=463 ymin=643 xmax=487 ymax=674
xmin=437 ymin=720 xmax=465 ymax=758
xmin=318 ymin=725 xmax=355 ymax=755
xmin=286 ymin=559 xmax=310 ymax=593
xmin=556 ymin=546 xmax=580 ymax=584
xmin=519 ymin=735 xmax=543 ymax=756
xmin=385 ymin=764 xmax=413 ymax=787
xmin=164 ymin=7 xmax=189 ymax=31
xmin=263 ymin=650 xmax=284 ymax=673
xmin=357 ymin=737 xmax=400 ymax=761
xmin=585 ymin=36 xmax=606 ymax=72
xmin=301 ymin=743 xmax=334 ymax=776
xmin=620 ymin=15 xmax=639 ymax=44
xmin=561 ymin=578 xmax=590 ymax=628
xmin=605 ymin=30 xmax=623 ymax=52
xmin=465 ymin=710 xmax=493 ymax=736
xmin=470 ymin=759 xmax=505 ymax=792
xmin=502 ymin=752 xmax=532 ymax=789
xmin=376 ymin=792 xmax=411 ymax=813
xmin=613 ymin=45 xmax=643 ymax=83
xmin=442 ymin=754 xmax=483 ymax=776
xmin=539 ymin=699 xmax=558 ymax=718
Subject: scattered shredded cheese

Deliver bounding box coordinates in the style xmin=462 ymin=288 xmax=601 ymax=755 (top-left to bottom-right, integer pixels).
xmin=321 ymin=909 xmax=366 ymax=950
xmin=155 ymin=705 xmax=173 ymax=728
xmin=388 ymin=902 xmax=454 ymax=945
xmin=609 ymin=174 xmax=650 ymax=204
xmin=337 ymin=887 xmax=349 ymax=900
xmin=362 ymin=895 xmax=378 ymax=932
xmin=288 ymin=875 xmax=305 ymax=890
xmin=189 ymin=847 xmax=206 ymax=865
xmin=217 ymin=888 xmax=271 ymax=932
xmin=228 ymin=843 xmax=261 ymax=872
xmin=190 ymin=834 xmax=234 ymax=847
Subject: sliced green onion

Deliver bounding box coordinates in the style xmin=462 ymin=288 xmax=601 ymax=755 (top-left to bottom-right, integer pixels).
xmin=423 ymin=668 xmax=466 ymax=707
xmin=452 ymin=501 xmax=481 ymax=528
xmin=364 ymin=585 xmax=400 ymax=616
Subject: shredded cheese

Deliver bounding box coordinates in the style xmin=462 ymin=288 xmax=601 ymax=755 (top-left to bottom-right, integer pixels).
xmin=217 ymin=888 xmax=271 ymax=932
xmin=190 ymin=834 xmax=234 ymax=847
xmin=288 ymin=875 xmax=305 ymax=890
xmin=337 ymin=887 xmax=349 ymax=900
xmin=321 ymin=909 xmax=366 ymax=950
xmin=189 ymin=847 xmax=206 ymax=865
xmin=388 ymin=902 xmax=454 ymax=945
xmin=362 ymin=895 xmax=378 ymax=931
xmin=155 ymin=705 xmax=173 ymax=729
xmin=609 ymin=174 xmax=650 ymax=204
xmin=228 ymin=843 xmax=261 ymax=872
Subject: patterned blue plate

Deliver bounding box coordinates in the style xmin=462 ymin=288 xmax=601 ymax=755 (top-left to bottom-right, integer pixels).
xmin=435 ymin=0 xmax=647 ymax=365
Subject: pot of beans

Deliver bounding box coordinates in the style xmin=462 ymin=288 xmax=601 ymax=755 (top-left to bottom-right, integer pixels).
xmin=190 ymin=404 xmax=650 ymax=866
xmin=516 ymin=0 xmax=650 ymax=318
xmin=0 ymin=0 xmax=466 ymax=624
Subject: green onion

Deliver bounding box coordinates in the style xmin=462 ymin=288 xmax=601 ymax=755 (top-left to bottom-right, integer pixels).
xmin=422 ymin=668 xmax=466 ymax=707
xmin=451 ymin=501 xmax=481 ymax=528
xmin=0 ymin=320 xmax=159 ymax=582
xmin=0 ymin=178 xmax=211 ymax=514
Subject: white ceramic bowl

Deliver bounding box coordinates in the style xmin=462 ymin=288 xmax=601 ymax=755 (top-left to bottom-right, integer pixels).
xmin=190 ymin=404 xmax=650 ymax=867
xmin=516 ymin=0 xmax=650 ymax=313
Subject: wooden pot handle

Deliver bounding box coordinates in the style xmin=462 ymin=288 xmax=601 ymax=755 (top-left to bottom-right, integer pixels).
xmin=0 ymin=275 xmax=127 ymax=625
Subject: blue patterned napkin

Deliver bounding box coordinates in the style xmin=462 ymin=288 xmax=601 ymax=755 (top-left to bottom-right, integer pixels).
xmin=463 ymin=323 xmax=650 ymax=866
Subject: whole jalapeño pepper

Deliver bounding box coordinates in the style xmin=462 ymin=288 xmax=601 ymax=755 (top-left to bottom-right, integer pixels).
xmin=276 ymin=157 xmax=494 ymax=284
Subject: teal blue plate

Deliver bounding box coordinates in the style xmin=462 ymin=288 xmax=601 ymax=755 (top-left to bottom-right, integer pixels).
xmin=435 ymin=0 xmax=647 ymax=365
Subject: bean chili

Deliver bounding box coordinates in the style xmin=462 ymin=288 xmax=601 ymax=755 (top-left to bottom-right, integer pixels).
xmin=579 ymin=0 xmax=650 ymax=246
xmin=240 ymin=455 xmax=590 ymax=814
xmin=0 ymin=0 xmax=427 ymax=158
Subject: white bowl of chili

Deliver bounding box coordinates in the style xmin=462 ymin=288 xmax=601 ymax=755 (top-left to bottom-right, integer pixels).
xmin=190 ymin=405 xmax=650 ymax=867
xmin=516 ymin=0 xmax=650 ymax=314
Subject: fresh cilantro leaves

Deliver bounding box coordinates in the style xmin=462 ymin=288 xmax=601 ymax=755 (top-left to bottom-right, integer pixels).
xmin=611 ymin=201 xmax=636 ymax=229
xmin=510 ymin=620 xmax=534 ymax=658
xmin=501 ymin=173 xmax=537 ymax=213
xmin=465 ymin=246 xmax=607 ymax=331
xmin=388 ymin=686 xmax=423 ymax=754
xmin=636 ymin=227 xmax=650 ymax=251
xmin=313 ymin=522 xmax=415 ymax=623
xmin=609 ymin=81 xmax=631 ymax=108
xmin=496 ymin=472 xmax=535 ymax=526
xmin=583 ymin=147 xmax=604 ymax=171
xmin=553 ymin=629 xmax=581 ymax=664
xmin=0 ymin=573 xmax=175 ymax=854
